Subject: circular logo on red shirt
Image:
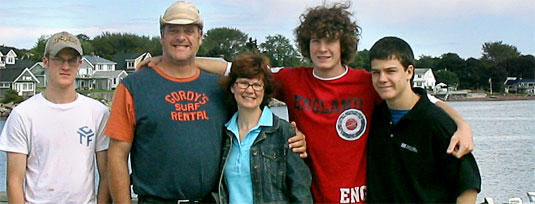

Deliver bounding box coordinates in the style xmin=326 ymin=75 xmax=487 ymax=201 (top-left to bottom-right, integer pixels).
xmin=336 ymin=109 xmax=367 ymax=141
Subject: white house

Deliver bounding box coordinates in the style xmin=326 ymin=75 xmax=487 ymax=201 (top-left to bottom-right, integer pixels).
xmin=113 ymin=52 xmax=152 ymax=74
xmin=413 ymin=68 xmax=436 ymax=90
xmin=0 ymin=46 xmax=18 ymax=69
xmin=76 ymin=55 xmax=119 ymax=90
xmin=93 ymin=70 xmax=128 ymax=90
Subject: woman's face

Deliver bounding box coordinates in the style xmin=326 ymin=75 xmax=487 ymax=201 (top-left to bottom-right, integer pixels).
xmin=231 ymin=77 xmax=265 ymax=111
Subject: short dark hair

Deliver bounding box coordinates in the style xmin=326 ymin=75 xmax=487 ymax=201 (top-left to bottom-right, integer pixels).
xmin=220 ymin=52 xmax=278 ymax=111
xmin=294 ymin=3 xmax=360 ymax=65
xmin=369 ymin=36 xmax=415 ymax=70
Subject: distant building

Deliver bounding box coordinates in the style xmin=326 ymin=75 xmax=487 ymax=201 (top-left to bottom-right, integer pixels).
xmin=76 ymin=55 xmax=122 ymax=90
xmin=0 ymin=46 xmax=18 ymax=69
xmin=113 ymin=52 xmax=152 ymax=74
xmin=0 ymin=59 xmax=40 ymax=98
xmin=413 ymin=68 xmax=436 ymax=90
xmin=504 ymin=77 xmax=535 ymax=95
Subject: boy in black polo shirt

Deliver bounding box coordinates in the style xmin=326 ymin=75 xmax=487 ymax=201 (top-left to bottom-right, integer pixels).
xmin=366 ymin=36 xmax=481 ymax=203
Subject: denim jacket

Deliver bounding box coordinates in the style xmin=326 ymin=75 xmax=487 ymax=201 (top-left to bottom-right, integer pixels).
xmin=217 ymin=113 xmax=312 ymax=204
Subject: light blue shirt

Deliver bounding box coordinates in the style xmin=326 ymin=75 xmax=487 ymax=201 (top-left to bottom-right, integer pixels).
xmin=224 ymin=106 xmax=273 ymax=204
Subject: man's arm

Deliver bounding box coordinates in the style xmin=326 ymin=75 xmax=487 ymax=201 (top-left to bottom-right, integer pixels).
xmin=7 ymin=152 xmax=27 ymax=203
xmin=195 ymin=58 xmax=228 ymax=75
xmin=96 ymin=150 xmax=112 ymax=204
xmin=288 ymin=121 xmax=307 ymax=158
xmin=136 ymin=56 xmax=229 ymax=76
xmin=107 ymin=138 xmax=132 ymax=204
xmin=456 ymin=189 xmax=477 ymax=204
xmin=435 ymin=101 xmax=474 ymax=158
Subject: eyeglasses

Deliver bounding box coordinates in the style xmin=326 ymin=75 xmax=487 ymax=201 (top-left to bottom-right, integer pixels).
xmin=235 ymin=81 xmax=264 ymax=91
xmin=50 ymin=57 xmax=80 ymax=67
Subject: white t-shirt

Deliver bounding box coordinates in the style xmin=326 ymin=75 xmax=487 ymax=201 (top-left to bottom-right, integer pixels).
xmin=0 ymin=93 xmax=110 ymax=204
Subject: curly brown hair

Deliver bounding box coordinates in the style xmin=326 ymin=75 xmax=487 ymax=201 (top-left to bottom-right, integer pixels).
xmin=294 ymin=3 xmax=361 ymax=65
xmin=220 ymin=52 xmax=278 ymax=112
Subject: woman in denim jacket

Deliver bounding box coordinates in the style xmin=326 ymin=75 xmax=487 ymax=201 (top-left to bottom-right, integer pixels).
xmin=216 ymin=53 xmax=312 ymax=203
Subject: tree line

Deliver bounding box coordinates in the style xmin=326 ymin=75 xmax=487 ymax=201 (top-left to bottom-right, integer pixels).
xmin=20 ymin=28 xmax=534 ymax=93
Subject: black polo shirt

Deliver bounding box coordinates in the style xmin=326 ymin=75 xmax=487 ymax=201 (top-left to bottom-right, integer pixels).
xmin=366 ymin=88 xmax=481 ymax=203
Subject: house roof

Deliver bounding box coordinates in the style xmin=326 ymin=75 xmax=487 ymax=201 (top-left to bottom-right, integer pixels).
xmin=83 ymin=55 xmax=116 ymax=65
xmin=504 ymin=78 xmax=535 ymax=86
xmin=113 ymin=52 xmax=145 ymax=70
xmin=0 ymin=46 xmax=19 ymax=55
xmin=0 ymin=67 xmax=26 ymax=81
xmin=5 ymin=59 xmax=35 ymax=69
xmin=93 ymin=70 xmax=127 ymax=78
xmin=414 ymin=68 xmax=431 ymax=74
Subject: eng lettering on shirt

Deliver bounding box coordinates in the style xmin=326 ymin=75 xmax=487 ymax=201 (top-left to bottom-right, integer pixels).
xmin=340 ymin=185 xmax=366 ymax=203
xmin=294 ymin=95 xmax=363 ymax=114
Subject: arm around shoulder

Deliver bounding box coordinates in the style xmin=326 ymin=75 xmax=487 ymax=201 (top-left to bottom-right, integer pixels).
xmin=195 ymin=57 xmax=229 ymax=76
xmin=435 ymin=101 xmax=474 ymax=158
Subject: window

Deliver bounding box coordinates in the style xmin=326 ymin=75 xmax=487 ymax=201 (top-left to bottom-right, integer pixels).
xmin=0 ymin=83 xmax=10 ymax=88
xmin=417 ymin=74 xmax=423 ymax=78
xmin=127 ymin=61 xmax=135 ymax=69
xmin=7 ymin=57 xmax=14 ymax=64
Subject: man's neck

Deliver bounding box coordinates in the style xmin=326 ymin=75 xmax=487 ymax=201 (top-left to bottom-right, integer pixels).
xmin=42 ymin=86 xmax=78 ymax=104
xmin=159 ymin=56 xmax=198 ymax=78
xmin=386 ymin=90 xmax=420 ymax=111
xmin=313 ymin=63 xmax=346 ymax=79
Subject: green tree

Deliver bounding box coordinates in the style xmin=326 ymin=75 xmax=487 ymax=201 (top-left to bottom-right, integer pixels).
xmin=1 ymin=89 xmax=24 ymax=104
xmin=415 ymin=55 xmax=439 ymax=68
xmin=91 ymin=32 xmax=161 ymax=59
xmin=76 ymin=33 xmax=95 ymax=55
xmin=349 ymin=49 xmax=370 ymax=70
xmin=199 ymin=27 xmax=248 ymax=61
xmin=435 ymin=69 xmax=459 ymax=89
xmin=29 ymin=35 xmax=48 ymax=61
xmin=502 ymin=55 xmax=535 ymax=79
xmin=482 ymin=41 xmax=520 ymax=63
xmin=259 ymin=34 xmax=302 ymax=67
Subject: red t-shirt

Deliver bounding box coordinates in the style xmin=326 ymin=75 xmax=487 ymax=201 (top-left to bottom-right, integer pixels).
xmin=272 ymin=66 xmax=381 ymax=203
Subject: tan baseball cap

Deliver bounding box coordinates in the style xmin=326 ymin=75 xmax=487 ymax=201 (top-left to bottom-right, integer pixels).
xmin=160 ymin=1 xmax=203 ymax=29
xmin=44 ymin=31 xmax=83 ymax=57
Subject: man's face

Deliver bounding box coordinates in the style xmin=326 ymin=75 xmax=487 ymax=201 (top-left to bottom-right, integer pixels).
xmin=309 ymin=38 xmax=343 ymax=71
xmin=371 ymin=58 xmax=413 ymax=101
xmin=42 ymin=48 xmax=81 ymax=89
xmin=160 ymin=24 xmax=202 ymax=63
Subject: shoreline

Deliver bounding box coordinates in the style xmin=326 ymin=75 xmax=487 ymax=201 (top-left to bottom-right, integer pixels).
xmin=444 ymin=95 xmax=535 ymax=102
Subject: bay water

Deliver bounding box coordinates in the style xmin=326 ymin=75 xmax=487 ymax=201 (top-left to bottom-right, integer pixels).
xmin=0 ymin=100 xmax=533 ymax=203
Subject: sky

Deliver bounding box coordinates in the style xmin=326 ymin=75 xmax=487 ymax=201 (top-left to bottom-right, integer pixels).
xmin=1 ymin=0 xmax=534 ymax=59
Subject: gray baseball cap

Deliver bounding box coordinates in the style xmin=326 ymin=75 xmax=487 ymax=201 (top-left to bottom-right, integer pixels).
xmin=44 ymin=31 xmax=83 ymax=57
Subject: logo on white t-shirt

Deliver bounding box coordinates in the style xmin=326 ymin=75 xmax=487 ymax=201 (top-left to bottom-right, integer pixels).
xmin=336 ymin=109 xmax=366 ymax=141
xmin=77 ymin=126 xmax=94 ymax=147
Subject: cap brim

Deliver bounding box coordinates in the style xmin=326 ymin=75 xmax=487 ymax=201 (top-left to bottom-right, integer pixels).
xmin=49 ymin=45 xmax=83 ymax=57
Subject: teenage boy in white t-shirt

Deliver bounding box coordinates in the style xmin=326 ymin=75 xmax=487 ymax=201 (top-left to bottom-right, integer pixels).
xmin=0 ymin=32 xmax=111 ymax=203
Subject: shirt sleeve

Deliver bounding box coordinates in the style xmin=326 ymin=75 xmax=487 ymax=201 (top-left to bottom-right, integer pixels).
xmin=95 ymin=107 xmax=111 ymax=152
xmin=104 ymin=83 xmax=136 ymax=142
xmin=223 ymin=62 xmax=232 ymax=76
xmin=0 ymin=109 xmax=29 ymax=154
xmin=427 ymin=93 xmax=441 ymax=104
